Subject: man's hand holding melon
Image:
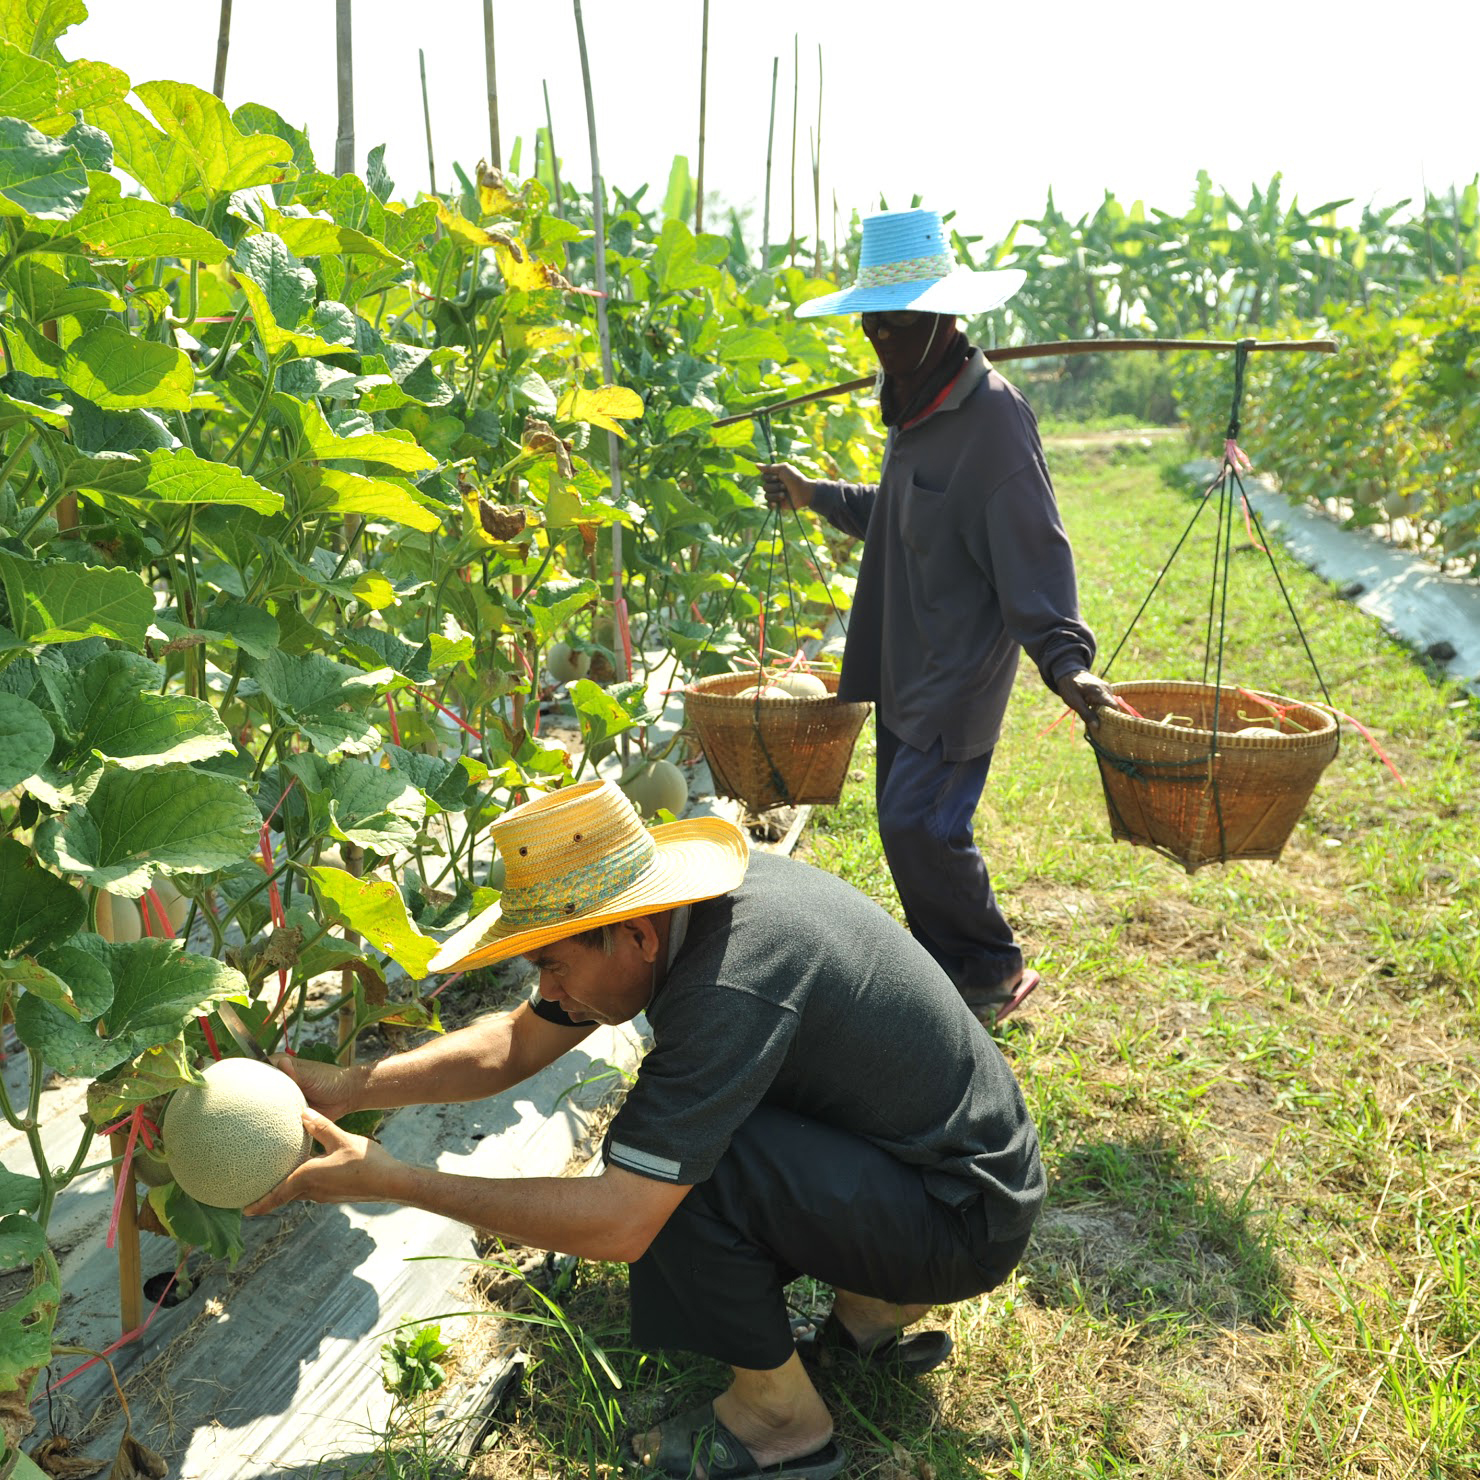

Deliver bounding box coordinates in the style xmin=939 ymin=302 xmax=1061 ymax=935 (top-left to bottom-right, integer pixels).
xmin=244 ymin=1107 xmax=403 ymax=1216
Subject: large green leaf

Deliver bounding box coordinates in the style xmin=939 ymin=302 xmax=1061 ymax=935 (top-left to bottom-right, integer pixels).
xmin=0 ymin=37 xmax=56 ymax=119
xmin=134 ymin=80 xmax=292 ymax=198
xmin=0 ymin=837 xmax=85 ymax=956
xmin=526 ymin=576 xmax=598 ymax=644
xmin=142 ymin=446 xmax=283 ymax=513
xmin=266 ymin=214 xmax=402 ymax=264
xmin=86 ymin=97 xmax=193 ymax=206
xmin=304 ymin=468 xmax=443 ymax=533
xmin=273 ymin=393 xmax=437 ymax=473
xmin=307 ymin=865 xmax=438 ymax=979
xmin=52 ymin=650 xmax=235 ymax=770
xmin=0 ymin=690 xmax=50 ymax=787
xmin=14 ymin=937 xmax=245 ymax=1074
xmin=51 ymin=55 xmax=128 ymax=118
xmin=0 ymin=551 xmax=153 ymax=647
xmin=0 ymin=1162 xmax=40 ymax=1216
xmin=62 ymin=324 xmax=194 ymax=410
xmin=35 ymin=764 xmax=261 ymax=895
xmin=249 ymin=651 xmax=389 ymax=758
xmin=0 ymin=1212 xmax=56 ymax=1388
xmin=70 ymin=195 xmax=230 ymax=263
xmin=383 ymin=743 xmax=487 ymax=814
xmin=153 ymin=1182 xmax=244 ymax=1265
xmin=324 ymin=760 xmax=425 ymax=851
xmin=236 ymin=274 xmax=342 ymax=358
xmin=0 ymin=115 xmax=85 ymax=219
xmin=234 ymin=230 xmax=315 ymax=332
xmin=0 ymin=0 xmax=85 ymax=56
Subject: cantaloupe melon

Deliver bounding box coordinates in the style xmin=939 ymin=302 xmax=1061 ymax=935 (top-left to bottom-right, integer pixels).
xmin=734 ymin=683 xmax=789 ymax=701
xmin=546 ymin=641 xmax=591 ymax=684
xmin=620 ymin=759 xmax=689 ymax=818
xmin=769 ymin=670 xmax=828 ymax=699
xmin=162 ymin=1058 xmax=311 ymax=1209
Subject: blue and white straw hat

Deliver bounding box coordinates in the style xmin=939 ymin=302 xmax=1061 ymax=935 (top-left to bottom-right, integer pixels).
xmin=796 ymin=207 xmax=1025 ymax=319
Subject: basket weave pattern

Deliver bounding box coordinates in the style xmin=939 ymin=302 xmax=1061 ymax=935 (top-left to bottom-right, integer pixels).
xmin=1089 ymin=680 xmax=1339 ymax=872
xmin=684 ymin=669 xmax=871 ymax=811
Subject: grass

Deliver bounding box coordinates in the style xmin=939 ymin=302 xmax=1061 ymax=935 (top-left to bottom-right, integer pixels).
xmin=448 ymin=440 xmax=1479 ymax=1478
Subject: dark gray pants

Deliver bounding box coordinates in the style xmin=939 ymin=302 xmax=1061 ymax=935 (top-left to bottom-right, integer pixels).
xmin=875 ymin=722 xmax=1023 ymax=1005
xmin=626 ymin=1105 xmax=1031 ymax=1371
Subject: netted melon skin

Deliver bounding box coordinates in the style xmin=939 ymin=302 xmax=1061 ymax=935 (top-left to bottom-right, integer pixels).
xmin=163 ymin=1057 xmax=312 ymax=1209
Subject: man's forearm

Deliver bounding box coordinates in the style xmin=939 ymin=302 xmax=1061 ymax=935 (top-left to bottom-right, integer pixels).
xmin=350 ymin=1012 xmax=526 ymax=1112
xmin=387 ymin=1164 xmax=648 ymax=1262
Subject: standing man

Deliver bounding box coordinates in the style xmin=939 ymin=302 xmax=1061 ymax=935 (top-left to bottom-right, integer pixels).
xmin=247 ymin=780 xmax=1045 ymax=1479
xmin=761 ymin=207 xmax=1119 ymax=1026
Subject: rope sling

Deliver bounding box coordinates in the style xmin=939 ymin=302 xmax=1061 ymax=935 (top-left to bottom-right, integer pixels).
xmin=1083 ymin=341 xmax=1342 ymax=869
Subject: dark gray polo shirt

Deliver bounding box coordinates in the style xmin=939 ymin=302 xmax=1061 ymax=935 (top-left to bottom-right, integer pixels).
xmin=811 ymin=352 xmax=1095 ymax=761
xmin=534 ymin=852 xmax=1047 ymax=1241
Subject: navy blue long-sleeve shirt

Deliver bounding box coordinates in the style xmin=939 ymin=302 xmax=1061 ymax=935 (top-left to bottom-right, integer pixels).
xmin=811 ymin=351 xmax=1095 ymax=761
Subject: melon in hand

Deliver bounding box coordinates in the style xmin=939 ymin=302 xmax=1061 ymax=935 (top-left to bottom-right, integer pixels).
xmin=162 ymin=1057 xmax=313 ymax=1209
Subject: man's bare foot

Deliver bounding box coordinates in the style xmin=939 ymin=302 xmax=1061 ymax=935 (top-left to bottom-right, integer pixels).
xmin=828 ymin=1290 xmax=934 ymax=1351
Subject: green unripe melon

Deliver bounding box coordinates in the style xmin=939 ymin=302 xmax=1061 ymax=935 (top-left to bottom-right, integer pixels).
xmin=132 ymin=1148 xmax=174 ymax=1187
xmin=620 ymin=759 xmax=689 ymax=819
xmin=547 ymin=641 xmax=591 ymax=684
xmin=162 ymin=1058 xmax=311 ymax=1209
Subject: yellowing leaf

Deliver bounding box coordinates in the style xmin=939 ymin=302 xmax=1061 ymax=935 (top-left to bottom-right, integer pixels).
xmin=351 ymin=572 xmax=397 ymax=610
xmin=556 ymin=383 xmax=645 ymax=439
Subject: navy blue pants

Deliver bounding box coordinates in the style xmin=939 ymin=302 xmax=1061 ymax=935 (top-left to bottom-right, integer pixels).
xmin=626 ymin=1105 xmax=1031 ymax=1370
xmin=875 ymin=722 xmax=1023 ymax=1006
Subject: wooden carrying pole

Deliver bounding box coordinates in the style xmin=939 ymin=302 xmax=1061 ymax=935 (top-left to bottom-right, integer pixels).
xmin=711 ymin=337 xmax=1338 ymax=427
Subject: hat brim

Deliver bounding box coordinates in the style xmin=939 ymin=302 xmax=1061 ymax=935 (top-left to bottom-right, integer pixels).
xmin=427 ymin=815 xmax=749 ymax=973
xmin=795 ymin=267 xmax=1025 ymax=320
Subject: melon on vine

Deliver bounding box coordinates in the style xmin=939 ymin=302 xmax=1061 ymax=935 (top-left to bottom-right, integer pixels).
xmin=620 ymin=759 xmax=689 ymax=819
xmin=162 ymin=1058 xmax=312 ymax=1209
xmin=547 ymin=641 xmax=591 ymax=684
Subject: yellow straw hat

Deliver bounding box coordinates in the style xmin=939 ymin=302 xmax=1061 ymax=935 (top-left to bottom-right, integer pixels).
xmin=427 ymin=779 xmax=749 ymax=973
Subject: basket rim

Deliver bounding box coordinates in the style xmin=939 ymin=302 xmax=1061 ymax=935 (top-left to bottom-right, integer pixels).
xmin=1098 ymin=679 xmax=1337 ymax=747
xmin=685 ymin=669 xmax=869 ymax=714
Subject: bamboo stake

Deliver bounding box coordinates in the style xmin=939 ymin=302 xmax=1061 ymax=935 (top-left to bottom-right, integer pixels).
xmin=211 ymin=0 xmax=232 ymax=99
xmin=788 ymin=34 xmax=798 ymax=265
xmin=418 ymin=49 xmax=437 ymax=196
xmin=711 ymin=337 xmax=1340 ymax=427
xmin=543 ymin=81 xmax=564 ymax=217
xmin=482 ymin=0 xmax=501 ymax=170
xmin=110 ymin=1132 xmax=143 ymax=1336
xmin=333 ymin=0 xmax=354 ymax=177
xmin=695 ymin=0 xmax=709 ymax=234
xmin=811 ymin=44 xmax=822 ymax=275
xmin=761 ymin=56 xmax=777 ymax=268
xmin=572 ymin=0 xmax=628 ymax=682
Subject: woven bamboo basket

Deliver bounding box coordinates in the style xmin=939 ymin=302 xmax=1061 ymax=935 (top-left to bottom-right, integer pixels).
xmin=684 ymin=668 xmax=871 ymax=811
xmin=1088 ymin=679 xmax=1339 ymax=872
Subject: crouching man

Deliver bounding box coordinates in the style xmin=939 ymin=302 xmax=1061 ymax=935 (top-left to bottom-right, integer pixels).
xmin=248 ymin=779 xmax=1045 ymax=1479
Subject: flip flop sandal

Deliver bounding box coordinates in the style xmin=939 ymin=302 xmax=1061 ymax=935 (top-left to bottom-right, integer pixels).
xmin=994 ymin=967 xmax=1041 ymax=1023
xmin=624 ymin=1401 xmax=846 ymax=1479
xmin=796 ymin=1312 xmax=954 ymax=1376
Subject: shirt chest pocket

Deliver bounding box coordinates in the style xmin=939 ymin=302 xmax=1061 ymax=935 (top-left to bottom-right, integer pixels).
xmin=899 ymin=477 xmax=947 ymax=554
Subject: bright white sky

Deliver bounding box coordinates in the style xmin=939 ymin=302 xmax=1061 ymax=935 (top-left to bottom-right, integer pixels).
xmin=72 ymin=1 xmax=1477 ymax=252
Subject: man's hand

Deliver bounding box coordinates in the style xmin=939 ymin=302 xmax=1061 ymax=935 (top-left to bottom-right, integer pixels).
xmin=1056 ymin=669 xmax=1125 ymax=728
xmin=243 ymin=1108 xmax=404 ymax=1216
xmin=759 ymin=462 xmax=815 ymax=512
xmin=270 ymin=1052 xmax=361 ymax=1124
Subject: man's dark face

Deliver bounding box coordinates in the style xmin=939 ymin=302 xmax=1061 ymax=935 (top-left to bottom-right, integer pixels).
xmin=861 ymin=310 xmax=947 ymax=378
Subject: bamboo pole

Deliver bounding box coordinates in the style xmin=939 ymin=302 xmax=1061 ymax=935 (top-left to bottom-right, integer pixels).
xmin=482 ymin=0 xmax=501 ymax=170
xmin=695 ymin=0 xmax=709 ymax=234
xmin=572 ymin=0 xmax=628 ymax=682
xmin=418 ymin=49 xmax=437 ymax=196
xmin=110 ymin=1132 xmax=143 ymax=1336
xmin=711 ymin=338 xmax=1340 ymax=427
xmin=333 ymin=0 xmax=354 ymax=177
xmin=811 ymin=45 xmax=822 ymax=275
xmin=761 ymin=56 xmax=777 ymax=268
xmin=211 ymin=0 xmax=232 ymax=99
xmin=788 ymin=34 xmax=798 ymax=265
xmin=543 ymin=81 xmax=564 ymax=217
